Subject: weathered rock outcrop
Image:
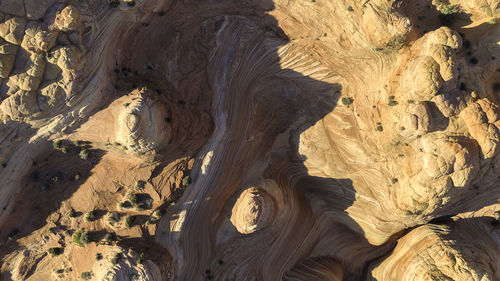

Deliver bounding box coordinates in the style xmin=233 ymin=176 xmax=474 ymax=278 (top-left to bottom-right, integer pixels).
xmin=0 ymin=0 xmax=499 ymax=280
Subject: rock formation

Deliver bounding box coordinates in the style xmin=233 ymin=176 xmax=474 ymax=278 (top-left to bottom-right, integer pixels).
xmin=0 ymin=0 xmax=499 ymax=280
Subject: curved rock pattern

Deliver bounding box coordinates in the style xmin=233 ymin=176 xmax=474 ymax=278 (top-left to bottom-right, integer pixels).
xmin=0 ymin=0 xmax=499 ymax=280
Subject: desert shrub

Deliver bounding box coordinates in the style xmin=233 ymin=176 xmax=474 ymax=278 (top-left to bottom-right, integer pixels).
xmin=85 ymin=210 xmax=96 ymax=222
xmin=135 ymin=180 xmax=145 ymax=191
xmin=182 ymin=176 xmax=192 ymax=187
xmin=438 ymin=4 xmax=460 ymax=24
xmin=81 ymin=271 xmax=92 ymax=280
xmin=154 ymin=208 xmax=166 ymax=218
xmin=127 ymin=193 xmax=138 ymax=205
xmin=439 ymin=4 xmax=460 ymax=15
xmin=48 ymin=247 xmax=63 ymax=257
xmin=79 ymin=149 xmax=89 ymax=160
xmin=72 ymin=230 xmax=89 ymax=247
xmin=68 ymin=209 xmax=77 ymax=218
xmin=388 ymin=96 xmax=398 ymax=106
xmin=341 ymin=97 xmax=354 ymax=107
xmin=53 ymin=140 xmax=62 ymax=149
xmin=125 ymin=216 xmax=136 ymax=228
xmin=103 ymin=233 xmax=116 ymax=243
xmin=111 ymin=253 xmax=121 ymax=265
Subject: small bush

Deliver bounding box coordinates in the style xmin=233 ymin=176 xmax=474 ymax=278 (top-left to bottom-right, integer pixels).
xmin=53 ymin=140 xmax=62 ymax=149
xmin=85 ymin=210 xmax=96 ymax=222
xmin=388 ymin=100 xmax=398 ymax=106
xmin=347 ymin=6 xmax=354 ymax=12
xmin=48 ymin=247 xmax=63 ymax=257
xmin=81 ymin=271 xmax=92 ymax=280
xmin=108 ymin=0 xmax=119 ymax=8
xmin=128 ymin=193 xmax=138 ymax=205
xmin=376 ymin=123 xmax=383 ymax=132
xmin=341 ymin=97 xmax=354 ymax=107
xmin=125 ymin=216 xmax=136 ymax=228
xmin=79 ymin=149 xmax=89 ymax=160
xmin=72 ymin=230 xmax=89 ymax=247
xmin=68 ymin=209 xmax=77 ymax=218
xmin=103 ymin=233 xmax=116 ymax=243
xmin=154 ymin=209 xmax=166 ymax=218
xmin=182 ymin=176 xmax=192 ymax=187
xmin=439 ymin=4 xmax=460 ymax=15
xmin=134 ymin=180 xmax=146 ymax=191
xmin=111 ymin=253 xmax=121 ymax=265
xmin=96 ymin=253 xmax=103 ymax=261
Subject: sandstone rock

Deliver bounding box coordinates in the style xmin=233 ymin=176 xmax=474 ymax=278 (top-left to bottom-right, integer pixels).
xmin=401 ymin=56 xmax=444 ymax=101
xmin=116 ymin=88 xmax=170 ymax=153
xmin=460 ymin=98 xmax=500 ymax=158
xmin=38 ymin=82 xmax=65 ymax=111
xmin=230 ymin=187 xmax=274 ymax=234
xmin=0 ymin=17 xmax=26 ymax=45
xmin=362 ymin=6 xmax=412 ymax=50
xmin=21 ymin=22 xmax=58 ymax=52
xmin=0 ymin=90 xmax=39 ymax=120
xmin=55 ymin=5 xmax=81 ymax=31
xmin=370 ymin=220 xmax=500 ymax=281
xmin=433 ymin=89 xmax=467 ymax=118
xmin=0 ymin=54 xmax=15 ymax=77
xmin=405 ymin=102 xmax=431 ymax=135
xmin=48 ymin=45 xmax=81 ymax=71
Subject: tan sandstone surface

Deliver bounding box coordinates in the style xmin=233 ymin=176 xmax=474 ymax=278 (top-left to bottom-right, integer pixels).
xmin=0 ymin=0 xmax=499 ymax=280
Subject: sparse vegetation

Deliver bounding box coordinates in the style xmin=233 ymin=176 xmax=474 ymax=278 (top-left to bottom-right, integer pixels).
xmin=154 ymin=208 xmax=166 ymax=218
xmin=108 ymin=212 xmax=121 ymax=225
xmin=85 ymin=210 xmax=96 ymax=222
xmin=108 ymin=0 xmax=120 ymax=8
xmin=48 ymin=247 xmax=63 ymax=257
xmin=135 ymin=180 xmax=146 ymax=191
xmin=111 ymin=253 xmax=121 ymax=265
xmin=341 ymin=97 xmax=354 ymax=107
xmin=128 ymin=193 xmax=138 ymax=205
xmin=125 ymin=215 xmax=136 ymax=228
xmin=53 ymin=140 xmax=62 ymax=149
xmin=136 ymin=252 xmax=144 ymax=265
xmin=79 ymin=149 xmax=89 ymax=160
xmin=103 ymin=233 xmax=116 ymax=243
xmin=72 ymin=230 xmax=89 ymax=247
xmin=81 ymin=271 xmax=92 ymax=280
xmin=438 ymin=4 xmax=460 ymax=15
xmin=438 ymin=4 xmax=460 ymax=24
xmin=68 ymin=209 xmax=77 ymax=218
xmin=182 ymin=176 xmax=192 ymax=187
xmin=388 ymin=96 xmax=398 ymax=106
